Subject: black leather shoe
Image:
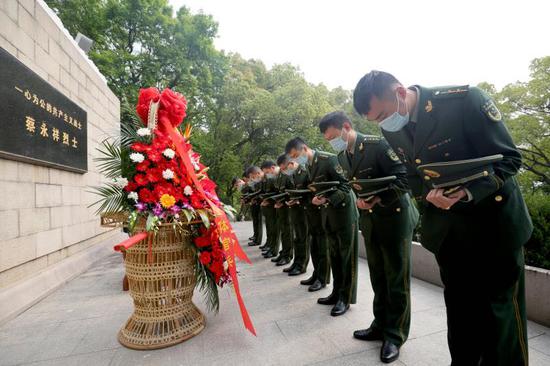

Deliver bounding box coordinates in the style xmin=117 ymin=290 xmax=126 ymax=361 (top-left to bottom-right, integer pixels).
xmin=330 ymin=300 xmax=349 ymax=316
xmin=263 ymin=250 xmax=275 ymax=258
xmin=248 ymin=241 xmax=260 ymax=246
xmin=353 ymin=327 xmax=383 ymax=341
xmin=259 ymin=244 xmax=267 ymax=250
xmin=248 ymin=236 xmax=254 ymax=241
xmin=283 ymin=264 xmax=296 ymax=273
xmin=271 ymin=255 xmax=283 ymax=263
xmin=380 ymin=341 xmax=400 ymax=363
xmin=276 ymin=258 xmax=291 ymax=266
xmin=317 ymin=294 xmax=339 ymax=305
xmin=288 ymin=267 xmax=306 ymax=276
xmin=308 ymin=280 xmax=326 ymax=292
xmin=300 ymin=276 xmax=316 ymax=286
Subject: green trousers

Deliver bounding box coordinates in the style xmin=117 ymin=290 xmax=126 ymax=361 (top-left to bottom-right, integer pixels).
xmin=250 ymin=204 xmax=263 ymax=244
xmin=290 ymin=205 xmax=309 ymax=270
xmin=435 ymin=225 xmax=529 ymax=366
xmin=324 ymin=202 xmax=359 ymax=305
xmin=261 ymin=205 xmax=279 ymax=254
xmin=360 ymin=203 xmax=418 ymax=346
xmin=277 ymin=206 xmax=293 ymax=259
xmin=306 ymin=206 xmax=330 ymax=284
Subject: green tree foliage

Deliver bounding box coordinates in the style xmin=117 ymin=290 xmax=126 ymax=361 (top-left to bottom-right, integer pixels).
xmin=479 ymin=57 xmax=550 ymax=269
xmin=45 ymin=0 xmax=226 ymax=125
xmin=479 ymin=57 xmax=550 ymax=193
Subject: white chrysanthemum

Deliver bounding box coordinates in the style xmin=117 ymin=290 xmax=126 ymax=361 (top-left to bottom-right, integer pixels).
xmin=129 ymin=152 xmax=145 ymax=163
xmin=223 ymin=261 xmax=229 ymax=271
xmin=127 ymin=192 xmax=139 ymax=202
xmin=136 ymin=128 xmax=151 ymax=137
xmin=163 ymin=148 xmax=175 ymax=159
xmin=184 ymin=185 xmax=193 ymax=196
xmin=162 ymin=169 xmax=174 ymax=180
xmin=113 ymin=177 xmax=128 ymax=188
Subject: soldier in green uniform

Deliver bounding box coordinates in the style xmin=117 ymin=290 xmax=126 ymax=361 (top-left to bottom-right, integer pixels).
xmin=259 ymin=160 xmax=281 ymax=259
xmin=244 ymin=166 xmax=263 ymax=246
xmin=284 ymin=160 xmax=310 ymax=277
xmin=319 ymin=111 xmax=419 ymax=363
xmin=286 ymin=137 xmax=359 ymax=316
xmin=289 ymin=158 xmax=331 ymax=290
xmin=353 ymin=71 xmax=533 ymax=366
xmin=271 ymin=154 xmax=294 ymax=266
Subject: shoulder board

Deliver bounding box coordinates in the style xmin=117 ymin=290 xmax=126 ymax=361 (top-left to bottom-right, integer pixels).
xmin=317 ymin=151 xmax=335 ymax=159
xmin=431 ymin=85 xmax=469 ymax=99
xmin=363 ymin=135 xmax=381 ymax=144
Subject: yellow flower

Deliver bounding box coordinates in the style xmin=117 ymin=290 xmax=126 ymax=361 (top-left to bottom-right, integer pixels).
xmin=160 ymin=194 xmax=176 ymax=208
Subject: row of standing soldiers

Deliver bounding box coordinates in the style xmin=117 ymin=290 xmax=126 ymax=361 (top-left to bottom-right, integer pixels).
xmin=235 ymin=71 xmax=532 ymax=365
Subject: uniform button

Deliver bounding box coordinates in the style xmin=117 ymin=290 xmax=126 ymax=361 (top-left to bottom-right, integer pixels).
xmin=424 ymin=176 xmax=431 ymax=181
xmin=495 ymin=195 xmax=503 ymax=202
xmin=415 ymin=159 xmax=421 ymax=164
xmin=396 ymin=208 xmax=401 ymax=212
xmin=353 ymin=177 xmax=357 ymax=180
xmin=368 ymin=209 xmax=373 ymax=213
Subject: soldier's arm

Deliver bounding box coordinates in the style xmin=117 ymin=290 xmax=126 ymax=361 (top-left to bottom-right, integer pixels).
xmin=325 ymin=156 xmax=351 ymax=207
xmin=376 ymin=139 xmax=409 ymax=204
xmin=462 ymin=87 xmax=522 ymax=203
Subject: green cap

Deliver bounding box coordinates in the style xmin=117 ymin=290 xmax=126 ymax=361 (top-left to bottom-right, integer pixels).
xmin=308 ymin=181 xmax=340 ymax=198
xmin=285 ymin=189 xmax=311 ymax=201
xmin=417 ymin=154 xmax=503 ymax=190
xmin=349 ymin=176 xmax=397 ymax=198
xmin=266 ymin=192 xmax=289 ymax=203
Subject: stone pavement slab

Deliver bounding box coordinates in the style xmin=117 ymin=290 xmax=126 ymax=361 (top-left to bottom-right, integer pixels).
xmin=1 ymin=222 xmax=549 ymax=365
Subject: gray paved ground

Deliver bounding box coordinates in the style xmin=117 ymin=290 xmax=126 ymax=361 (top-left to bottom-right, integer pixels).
xmin=1 ymin=221 xmax=549 ymax=365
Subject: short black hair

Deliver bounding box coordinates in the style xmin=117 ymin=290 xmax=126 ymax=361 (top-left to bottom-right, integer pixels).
xmin=260 ymin=160 xmax=276 ymax=170
xmin=285 ymin=137 xmax=307 ymax=154
xmin=353 ymin=71 xmax=401 ymax=116
xmin=276 ymin=154 xmax=289 ymax=166
xmin=245 ymin=165 xmax=261 ymax=177
xmin=319 ymin=111 xmax=353 ymax=133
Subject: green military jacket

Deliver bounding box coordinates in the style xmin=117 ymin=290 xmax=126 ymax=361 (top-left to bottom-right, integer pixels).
xmin=337 ymin=132 xmax=410 ymax=214
xmin=381 ymin=85 xmax=533 ymax=253
xmin=288 ymin=164 xmax=313 ymax=209
xmin=308 ymin=150 xmax=351 ymax=208
xmin=260 ymin=175 xmax=278 ymax=205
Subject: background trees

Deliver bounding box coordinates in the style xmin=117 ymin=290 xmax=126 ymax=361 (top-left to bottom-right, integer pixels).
xmin=47 ymin=0 xmax=549 ymax=268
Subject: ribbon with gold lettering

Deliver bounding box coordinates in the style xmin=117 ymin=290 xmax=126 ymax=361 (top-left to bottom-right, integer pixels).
xmin=159 ymin=117 xmax=256 ymax=336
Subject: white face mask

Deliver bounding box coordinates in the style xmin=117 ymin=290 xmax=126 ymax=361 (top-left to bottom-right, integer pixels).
xmin=292 ymin=152 xmax=308 ymax=166
xmin=266 ymin=173 xmax=275 ymax=179
xmin=329 ymin=129 xmax=348 ymax=153
xmin=379 ymin=92 xmax=409 ymax=132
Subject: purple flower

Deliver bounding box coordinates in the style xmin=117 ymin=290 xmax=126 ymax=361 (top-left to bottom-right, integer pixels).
xmin=170 ymin=205 xmax=181 ymax=215
xmin=135 ymin=202 xmax=146 ymax=212
xmin=153 ymin=203 xmax=163 ymax=216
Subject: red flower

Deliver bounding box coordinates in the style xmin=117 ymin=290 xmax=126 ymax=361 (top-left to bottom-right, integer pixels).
xmin=194 ymin=236 xmax=211 ymax=248
xmin=190 ymin=194 xmax=203 ymax=209
xmin=199 ymin=251 xmax=212 ymax=266
xmin=147 ymin=150 xmax=162 ymax=163
xmin=134 ymin=174 xmax=148 ymax=186
xmin=136 ymin=160 xmax=150 ymax=172
xmin=136 ymin=87 xmax=160 ymax=125
xmin=138 ymin=188 xmax=155 ymax=203
xmin=210 ymin=262 xmax=224 ymax=282
xmin=200 ymin=179 xmax=217 ymax=194
xmin=124 ymin=181 xmax=138 ymax=192
xmin=131 ymin=142 xmax=150 ymax=153
xmin=146 ymin=168 xmax=162 ymax=183
xmin=158 ymin=88 xmax=187 ymax=128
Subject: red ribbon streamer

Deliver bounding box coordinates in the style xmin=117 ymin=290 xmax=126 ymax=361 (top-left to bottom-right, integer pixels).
xmin=113 ymin=232 xmax=148 ymax=252
xmin=160 ymin=118 xmax=256 ymax=336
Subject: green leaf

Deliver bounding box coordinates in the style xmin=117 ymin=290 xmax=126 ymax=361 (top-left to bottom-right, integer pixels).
xmin=197 ymin=209 xmax=210 ymax=228
xmin=146 ymin=213 xmax=159 ymax=232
